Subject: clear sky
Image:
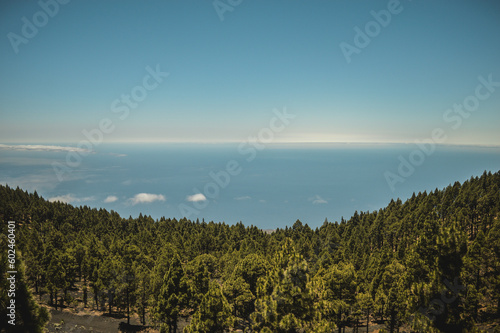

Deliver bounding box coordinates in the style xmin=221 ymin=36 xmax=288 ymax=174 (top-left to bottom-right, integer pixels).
xmin=1 ymin=0 xmax=499 ymax=145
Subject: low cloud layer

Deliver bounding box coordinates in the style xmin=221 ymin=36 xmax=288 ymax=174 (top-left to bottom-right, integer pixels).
xmin=0 ymin=144 xmax=92 ymax=153
xmin=104 ymin=195 xmax=118 ymax=203
xmin=234 ymin=196 xmax=251 ymax=201
xmin=187 ymin=193 xmax=207 ymax=202
xmin=309 ymin=195 xmax=327 ymax=205
xmin=129 ymin=193 xmax=166 ymax=205
xmin=48 ymin=194 xmax=95 ymax=204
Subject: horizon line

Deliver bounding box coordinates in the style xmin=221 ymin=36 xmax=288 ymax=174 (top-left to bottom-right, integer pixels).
xmin=1 ymin=141 xmax=500 ymax=149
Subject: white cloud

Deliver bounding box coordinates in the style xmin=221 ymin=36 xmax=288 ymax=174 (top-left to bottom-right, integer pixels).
xmin=234 ymin=196 xmax=251 ymax=201
xmin=129 ymin=193 xmax=166 ymax=205
xmin=309 ymin=195 xmax=327 ymax=205
xmin=104 ymin=195 xmax=118 ymax=203
xmin=0 ymin=144 xmax=127 ymax=158
xmin=0 ymin=144 xmax=92 ymax=154
xmin=187 ymin=193 xmax=207 ymax=202
xmin=48 ymin=194 xmax=76 ymax=203
xmin=48 ymin=194 xmax=95 ymax=204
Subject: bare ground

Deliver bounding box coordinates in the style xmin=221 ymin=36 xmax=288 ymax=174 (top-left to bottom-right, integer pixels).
xmin=44 ymin=305 xmax=156 ymax=333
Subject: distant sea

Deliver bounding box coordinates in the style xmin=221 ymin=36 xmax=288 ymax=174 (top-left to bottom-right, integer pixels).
xmin=1 ymin=143 xmax=499 ymax=229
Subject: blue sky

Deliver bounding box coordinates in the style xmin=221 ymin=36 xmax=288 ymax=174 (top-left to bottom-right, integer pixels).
xmin=1 ymin=0 xmax=499 ymax=145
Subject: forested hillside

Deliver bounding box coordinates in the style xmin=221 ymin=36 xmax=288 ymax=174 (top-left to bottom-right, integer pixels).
xmin=1 ymin=171 xmax=500 ymax=332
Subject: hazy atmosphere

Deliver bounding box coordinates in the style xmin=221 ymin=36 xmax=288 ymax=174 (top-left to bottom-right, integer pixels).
xmin=1 ymin=2 xmax=500 ymax=332
xmin=1 ymin=0 xmax=499 ymax=145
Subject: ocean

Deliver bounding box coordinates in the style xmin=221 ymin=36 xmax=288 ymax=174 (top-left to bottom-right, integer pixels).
xmin=1 ymin=143 xmax=499 ymax=229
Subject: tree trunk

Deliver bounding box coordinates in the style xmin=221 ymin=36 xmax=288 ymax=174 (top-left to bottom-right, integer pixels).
xmin=142 ymin=302 xmax=146 ymax=325
xmin=389 ymin=309 xmax=396 ymax=333
xmin=475 ymin=269 xmax=480 ymax=320
xmin=366 ymin=309 xmax=369 ymax=333
xmin=83 ymin=286 xmax=87 ymax=308
xmin=93 ymin=289 xmax=98 ymax=310
xmin=127 ymin=287 xmax=130 ymax=325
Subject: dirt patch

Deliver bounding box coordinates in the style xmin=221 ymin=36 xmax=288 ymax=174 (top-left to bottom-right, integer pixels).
xmin=45 ymin=306 xmax=156 ymax=333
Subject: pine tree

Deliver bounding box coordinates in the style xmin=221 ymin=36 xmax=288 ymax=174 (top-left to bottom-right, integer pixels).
xmin=46 ymin=252 xmax=67 ymax=310
xmin=222 ymin=276 xmax=254 ymax=319
xmin=184 ymin=280 xmax=235 ymax=333
xmin=251 ymin=238 xmax=313 ymax=332
xmin=374 ymin=260 xmax=406 ymax=333
xmin=316 ymin=261 xmax=357 ymax=333
xmin=153 ymin=254 xmax=186 ymax=333
xmin=355 ymin=291 xmax=373 ymax=333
